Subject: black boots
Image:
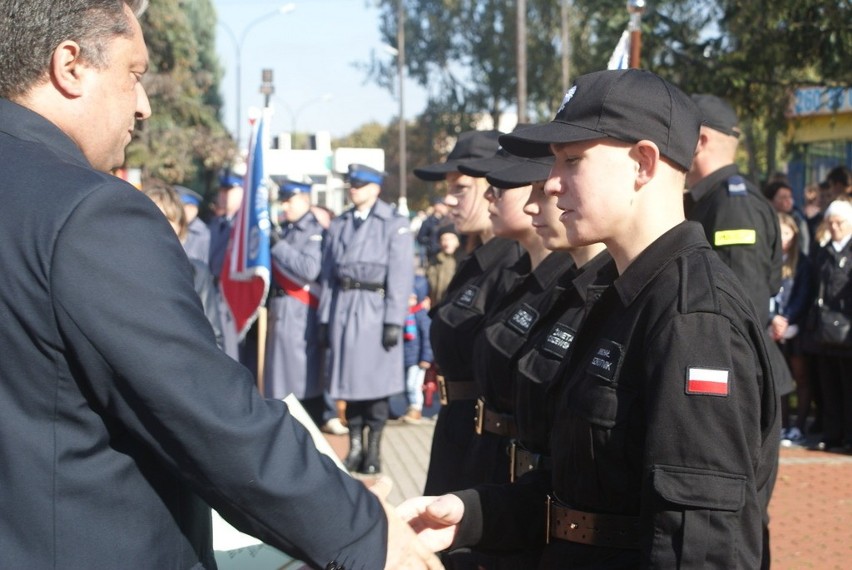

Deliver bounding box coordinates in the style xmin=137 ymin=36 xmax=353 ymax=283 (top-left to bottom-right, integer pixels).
xmin=344 ymin=428 xmax=363 ymax=472
xmin=344 ymin=425 xmax=383 ymax=474
xmin=361 ymin=428 xmax=382 ymax=475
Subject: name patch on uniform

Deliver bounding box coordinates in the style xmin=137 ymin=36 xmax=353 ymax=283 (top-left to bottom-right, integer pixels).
xmin=454 ymin=285 xmax=480 ymax=309
xmin=541 ymin=323 xmax=576 ymax=359
xmin=714 ymin=229 xmax=756 ymax=246
xmin=506 ymin=304 xmax=539 ymax=335
xmin=686 ymin=367 xmax=730 ymax=396
xmin=586 ymin=339 xmax=623 ymax=383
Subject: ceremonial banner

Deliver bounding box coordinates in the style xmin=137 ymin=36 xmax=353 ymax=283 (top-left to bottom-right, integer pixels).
xmin=220 ymin=113 xmax=272 ymax=340
xmin=607 ymin=29 xmax=631 ymax=70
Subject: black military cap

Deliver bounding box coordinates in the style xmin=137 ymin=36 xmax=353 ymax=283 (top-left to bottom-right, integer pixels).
xmin=691 ymin=94 xmax=741 ymax=138
xmin=499 ymin=69 xmax=701 ymax=171
xmin=414 ymin=130 xmax=503 ymax=181
xmin=457 ymin=124 xmax=537 ymax=178
xmin=486 ymin=156 xmax=555 ymax=190
xmin=347 ymin=164 xmax=385 ymax=187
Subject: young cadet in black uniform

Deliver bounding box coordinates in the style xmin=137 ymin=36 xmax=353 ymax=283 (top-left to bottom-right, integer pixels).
xmin=399 ymin=69 xmax=781 ymax=569
xmin=414 ymin=131 xmax=524 ymax=497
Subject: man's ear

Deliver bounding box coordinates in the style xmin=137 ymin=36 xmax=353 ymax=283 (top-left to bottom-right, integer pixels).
xmin=51 ymin=41 xmax=86 ymax=97
xmin=632 ymin=140 xmax=661 ymax=187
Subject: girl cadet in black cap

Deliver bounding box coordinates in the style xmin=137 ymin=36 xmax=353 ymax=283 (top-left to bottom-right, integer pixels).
xmin=414 ymin=130 xmax=523 ymax=498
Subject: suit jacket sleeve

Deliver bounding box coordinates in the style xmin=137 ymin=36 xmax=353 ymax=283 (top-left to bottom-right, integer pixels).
xmin=51 ymin=184 xmax=387 ymax=569
xmin=383 ymin=217 xmax=414 ymax=326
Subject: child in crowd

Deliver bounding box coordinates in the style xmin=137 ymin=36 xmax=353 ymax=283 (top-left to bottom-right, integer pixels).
xmin=425 ymin=225 xmax=461 ymax=304
xmin=403 ymin=275 xmax=433 ymax=424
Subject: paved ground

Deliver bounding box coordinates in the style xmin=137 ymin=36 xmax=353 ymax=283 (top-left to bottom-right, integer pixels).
xmin=325 ymin=417 xmax=852 ymax=568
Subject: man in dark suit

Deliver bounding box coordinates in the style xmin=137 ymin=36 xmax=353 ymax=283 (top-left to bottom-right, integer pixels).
xmin=0 ymin=2 xmax=440 ymax=569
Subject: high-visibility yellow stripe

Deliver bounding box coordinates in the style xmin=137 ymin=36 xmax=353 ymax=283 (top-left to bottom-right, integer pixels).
xmin=714 ymin=229 xmax=756 ymax=246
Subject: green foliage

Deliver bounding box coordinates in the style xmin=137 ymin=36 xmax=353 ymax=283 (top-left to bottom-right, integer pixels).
xmin=128 ymin=0 xmax=235 ymax=197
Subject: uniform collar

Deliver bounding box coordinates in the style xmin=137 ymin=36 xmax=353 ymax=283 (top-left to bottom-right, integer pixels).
xmin=688 ymin=163 xmax=739 ymax=203
xmin=0 ymin=98 xmax=90 ymax=168
xmin=569 ymin=250 xmax=617 ymax=302
xmin=612 ymin=221 xmax=710 ymax=307
xmin=471 ymin=237 xmax=520 ymax=270
xmin=293 ymin=210 xmax=319 ymax=231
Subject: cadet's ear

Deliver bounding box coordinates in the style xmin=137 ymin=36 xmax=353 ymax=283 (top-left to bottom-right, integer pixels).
xmin=51 ymin=41 xmax=87 ymax=98
xmin=632 ymin=140 xmax=660 ymax=188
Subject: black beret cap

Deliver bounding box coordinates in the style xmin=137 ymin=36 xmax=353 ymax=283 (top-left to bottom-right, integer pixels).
xmin=690 ymin=94 xmax=741 ymax=138
xmin=498 ymin=69 xmax=701 ymax=171
xmin=414 ymin=130 xmax=503 ymax=181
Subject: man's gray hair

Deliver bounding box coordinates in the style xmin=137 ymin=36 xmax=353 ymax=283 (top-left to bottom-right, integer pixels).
xmin=0 ymin=0 xmax=148 ymax=100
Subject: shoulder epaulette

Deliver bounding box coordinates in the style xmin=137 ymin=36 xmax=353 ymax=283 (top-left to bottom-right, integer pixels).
xmin=726 ymin=175 xmax=747 ymax=197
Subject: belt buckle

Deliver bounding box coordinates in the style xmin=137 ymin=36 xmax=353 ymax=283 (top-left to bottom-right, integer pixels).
xmin=340 ymin=276 xmax=352 ymax=289
xmin=545 ymin=494 xmax=552 ymax=545
xmin=474 ymin=397 xmax=485 ymax=435
xmin=438 ymin=375 xmax=448 ymax=406
xmin=509 ymin=440 xmax=517 ymax=483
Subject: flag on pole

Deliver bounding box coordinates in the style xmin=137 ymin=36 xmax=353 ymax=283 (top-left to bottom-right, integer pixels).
xmin=219 ymin=111 xmax=272 ymax=341
xmin=607 ymin=29 xmax=631 ymax=70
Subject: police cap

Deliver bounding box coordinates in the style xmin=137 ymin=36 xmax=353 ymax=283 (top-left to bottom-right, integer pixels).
xmin=278 ymin=180 xmax=312 ymax=201
xmin=498 ymin=69 xmax=701 ymax=171
xmin=486 ymin=156 xmax=555 ymax=190
xmin=691 ymin=94 xmax=741 ymax=138
xmin=219 ymin=173 xmax=243 ymax=189
xmin=347 ymin=164 xmax=385 ymax=188
xmin=175 ymin=185 xmax=203 ymax=206
xmin=414 ymin=130 xmax=503 ymax=181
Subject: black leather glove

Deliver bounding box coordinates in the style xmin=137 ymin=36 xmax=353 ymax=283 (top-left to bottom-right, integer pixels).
xmin=382 ymin=324 xmax=401 ymax=350
xmin=317 ymin=324 xmax=330 ymax=348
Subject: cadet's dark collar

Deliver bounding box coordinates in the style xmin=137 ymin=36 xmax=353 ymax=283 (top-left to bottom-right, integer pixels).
xmin=688 ymin=163 xmax=740 ymax=203
xmin=530 ymin=250 xmax=575 ymax=291
xmin=612 ymin=221 xmax=709 ymax=307
xmin=570 ymin=250 xmax=617 ymax=302
xmin=472 ymin=237 xmax=521 ymax=270
xmin=0 ymin=98 xmax=90 ymax=168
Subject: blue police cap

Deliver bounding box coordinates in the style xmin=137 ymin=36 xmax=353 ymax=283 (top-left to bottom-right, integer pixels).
xmin=175 ymin=185 xmax=203 ymax=206
xmin=347 ymin=163 xmax=385 ymax=187
xmin=278 ymin=180 xmax=312 ymax=201
xmin=219 ymin=173 xmax=243 ymax=188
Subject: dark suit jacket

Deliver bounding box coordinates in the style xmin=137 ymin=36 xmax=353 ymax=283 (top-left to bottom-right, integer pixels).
xmin=0 ymin=98 xmax=386 ymax=569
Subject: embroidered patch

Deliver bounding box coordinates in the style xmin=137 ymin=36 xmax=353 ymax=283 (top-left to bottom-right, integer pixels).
xmin=557 ymin=86 xmax=577 ymax=115
xmin=505 ymin=303 xmax=539 ymax=335
xmin=726 ymin=175 xmax=747 ymax=196
xmin=454 ymin=285 xmax=480 ymax=309
xmin=714 ymin=229 xmax=756 ymax=246
xmin=541 ymin=323 xmax=576 ymax=359
xmin=686 ymin=367 xmax=730 ymax=396
xmin=586 ymin=339 xmax=623 ymax=383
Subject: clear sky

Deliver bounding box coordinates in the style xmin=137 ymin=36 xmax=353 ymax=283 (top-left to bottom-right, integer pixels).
xmin=212 ymin=0 xmax=428 ymax=146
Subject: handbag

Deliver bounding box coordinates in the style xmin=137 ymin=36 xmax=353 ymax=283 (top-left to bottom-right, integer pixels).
xmin=809 ymin=281 xmax=852 ymax=347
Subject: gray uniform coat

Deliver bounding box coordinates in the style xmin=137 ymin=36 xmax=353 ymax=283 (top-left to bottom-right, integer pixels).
xmin=264 ymin=212 xmax=325 ymax=399
xmin=320 ymin=200 xmax=414 ymax=400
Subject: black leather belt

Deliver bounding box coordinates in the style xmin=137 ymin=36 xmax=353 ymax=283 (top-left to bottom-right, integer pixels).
xmin=475 ymin=398 xmax=517 ymax=438
xmin=546 ymin=496 xmax=640 ymax=549
xmin=269 ymin=288 xmax=287 ymax=298
xmin=437 ymin=375 xmax=479 ymax=405
xmin=338 ymin=276 xmax=384 ymax=295
xmin=509 ymin=441 xmax=551 ymax=482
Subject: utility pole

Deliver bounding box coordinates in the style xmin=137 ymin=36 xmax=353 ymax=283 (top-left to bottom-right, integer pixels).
xmin=560 ymin=0 xmax=571 ymax=93
xmin=516 ymin=0 xmax=527 ymax=124
xmin=627 ymin=0 xmax=645 ymax=69
xmin=397 ymin=0 xmax=408 ymax=216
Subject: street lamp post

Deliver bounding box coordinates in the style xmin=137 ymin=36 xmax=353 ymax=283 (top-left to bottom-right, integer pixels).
xmin=219 ymin=3 xmax=296 ymax=148
xmin=383 ymin=4 xmax=408 ymax=216
xmin=277 ymin=93 xmax=333 ymax=148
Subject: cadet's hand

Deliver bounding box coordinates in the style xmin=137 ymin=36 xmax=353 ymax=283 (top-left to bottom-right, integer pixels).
xmin=369 ymin=477 xmax=444 ymax=570
xmin=382 ymin=324 xmax=401 ymax=349
xmin=396 ymin=494 xmax=464 ymax=553
xmin=317 ymin=324 xmax=330 ymax=348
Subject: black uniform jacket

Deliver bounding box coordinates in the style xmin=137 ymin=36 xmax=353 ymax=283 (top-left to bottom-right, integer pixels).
xmin=453 ymin=222 xmax=780 ymax=569
xmin=0 ymin=98 xmax=386 ymax=569
xmin=424 ymin=237 xmax=522 ymax=495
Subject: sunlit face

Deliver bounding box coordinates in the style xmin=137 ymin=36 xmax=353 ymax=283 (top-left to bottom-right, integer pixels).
xmin=544 ymin=139 xmax=636 ymax=246
xmin=827 ymin=215 xmax=852 ymax=242
xmin=348 ymin=181 xmax=381 ymax=209
xmin=444 ymin=172 xmax=490 ymax=235
xmin=439 ymin=231 xmax=460 ymax=254
xmin=771 ymin=186 xmax=794 ymax=214
xmin=77 ymin=6 xmax=151 ymax=172
xmin=523 ymin=180 xmax=570 ymax=250
xmin=485 ymin=183 xmax=533 ymax=239
xmin=280 ymin=193 xmax=311 ymax=223
xmin=218 ymin=186 xmax=244 ymax=217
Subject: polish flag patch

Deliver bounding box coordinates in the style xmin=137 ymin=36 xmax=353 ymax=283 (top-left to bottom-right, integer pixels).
xmin=686 ymin=367 xmax=730 ymax=396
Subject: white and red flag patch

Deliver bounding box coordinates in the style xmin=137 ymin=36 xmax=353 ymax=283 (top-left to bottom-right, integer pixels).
xmin=686 ymin=367 xmax=730 ymax=396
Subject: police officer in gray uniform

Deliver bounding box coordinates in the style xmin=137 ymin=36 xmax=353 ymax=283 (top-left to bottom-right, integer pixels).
xmin=264 ymin=180 xmax=326 ymax=423
xmin=175 ymin=185 xmax=210 ymax=266
xmin=319 ymin=164 xmax=414 ymax=474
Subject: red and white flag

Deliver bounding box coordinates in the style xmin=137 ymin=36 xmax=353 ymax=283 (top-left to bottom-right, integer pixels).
xmin=686 ymin=367 xmax=730 ymax=396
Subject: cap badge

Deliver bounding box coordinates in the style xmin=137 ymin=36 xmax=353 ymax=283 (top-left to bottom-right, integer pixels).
xmin=557 ymin=86 xmax=577 ymax=115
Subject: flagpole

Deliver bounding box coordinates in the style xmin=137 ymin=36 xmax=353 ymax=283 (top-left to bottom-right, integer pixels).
xmin=627 ymin=0 xmax=645 ymax=69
